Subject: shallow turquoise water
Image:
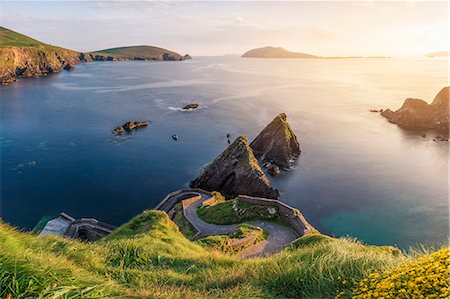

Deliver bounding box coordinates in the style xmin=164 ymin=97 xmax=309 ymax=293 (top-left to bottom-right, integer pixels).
xmin=1 ymin=57 xmax=448 ymax=249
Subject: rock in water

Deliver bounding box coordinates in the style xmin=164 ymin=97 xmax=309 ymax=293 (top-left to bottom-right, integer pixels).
xmin=112 ymin=121 xmax=149 ymax=134
xmin=250 ymin=113 xmax=301 ymax=169
xmin=381 ymin=87 xmax=449 ymax=136
xmin=190 ymin=136 xmax=279 ymax=199
xmin=182 ymin=103 xmax=199 ymax=110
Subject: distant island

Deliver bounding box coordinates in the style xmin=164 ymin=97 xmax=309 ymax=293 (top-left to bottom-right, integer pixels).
xmin=0 ymin=26 xmax=190 ymax=85
xmin=242 ymin=46 xmax=390 ymax=59
xmin=242 ymin=46 xmax=318 ymax=58
xmin=426 ymin=50 xmax=450 ymax=57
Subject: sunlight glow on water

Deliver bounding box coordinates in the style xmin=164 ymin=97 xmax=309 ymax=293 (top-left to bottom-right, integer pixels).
xmin=1 ymin=57 xmax=448 ymax=248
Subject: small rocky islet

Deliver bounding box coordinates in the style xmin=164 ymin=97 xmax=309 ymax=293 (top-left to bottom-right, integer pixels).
xmin=112 ymin=121 xmax=150 ymax=135
xmin=191 ymin=113 xmax=302 ymax=199
xmin=251 ymin=113 xmax=301 ymax=170
xmin=190 ymin=136 xmax=280 ymax=199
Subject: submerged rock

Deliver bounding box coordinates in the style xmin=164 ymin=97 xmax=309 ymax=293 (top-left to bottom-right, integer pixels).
xmin=112 ymin=121 xmax=149 ymax=134
xmin=190 ymin=136 xmax=279 ymax=199
xmin=381 ymin=87 xmax=449 ymax=136
xmin=250 ymin=113 xmax=301 ymax=169
xmin=182 ymin=103 xmax=199 ymax=110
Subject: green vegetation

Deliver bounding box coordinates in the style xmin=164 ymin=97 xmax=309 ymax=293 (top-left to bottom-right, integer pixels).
xmin=201 ymin=191 xmax=226 ymax=207
xmin=197 ymin=198 xmax=283 ymax=225
xmin=170 ymin=202 xmax=198 ymax=239
xmin=91 ymin=45 xmax=182 ymax=60
xmin=0 ymin=26 xmax=46 ymax=47
xmin=0 ymin=209 xmax=447 ymax=298
xmin=0 ymin=27 xmax=80 ymax=83
xmin=196 ymin=224 xmax=267 ymax=255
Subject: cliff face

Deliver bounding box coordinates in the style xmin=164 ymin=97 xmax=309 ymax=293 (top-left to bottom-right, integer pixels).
xmin=0 ymin=27 xmax=189 ymax=85
xmin=250 ymin=113 xmax=301 ymax=169
xmin=190 ymin=136 xmax=279 ymax=199
xmin=0 ymin=46 xmax=81 ymax=85
xmin=381 ymin=87 xmax=449 ymax=136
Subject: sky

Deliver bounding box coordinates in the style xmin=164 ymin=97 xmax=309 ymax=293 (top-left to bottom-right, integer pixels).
xmin=0 ymin=1 xmax=448 ymax=56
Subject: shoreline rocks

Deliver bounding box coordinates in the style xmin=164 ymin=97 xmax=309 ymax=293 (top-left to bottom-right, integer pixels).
xmin=381 ymin=87 xmax=449 ymax=137
xmin=250 ymin=113 xmax=301 ymax=170
xmin=112 ymin=121 xmax=149 ymax=135
xmin=190 ymin=136 xmax=279 ymax=199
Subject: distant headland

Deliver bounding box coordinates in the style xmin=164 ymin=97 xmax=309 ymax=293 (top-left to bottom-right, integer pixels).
xmin=0 ymin=26 xmax=190 ymax=85
xmin=242 ymin=46 xmax=391 ymax=59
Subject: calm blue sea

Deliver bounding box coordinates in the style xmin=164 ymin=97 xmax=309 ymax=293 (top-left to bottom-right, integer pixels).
xmin=1 ymin=57 xmax=448 ymax=249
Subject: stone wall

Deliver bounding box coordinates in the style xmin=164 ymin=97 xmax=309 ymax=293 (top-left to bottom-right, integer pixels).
xmin=155 ymin=189 xmax=203 ymax=212
xmin=237 ymin=195 xmax=312 ymax=237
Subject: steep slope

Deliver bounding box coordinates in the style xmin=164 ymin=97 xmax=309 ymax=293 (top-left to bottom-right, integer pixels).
xmin=250 ymin=113 xmax=301 ymax=169
xmin=190 ymin=136 xmax=279 ymax=199
xmin=381 ymin=87 xmax=449 ymax=135
xmin=242 ymin=46 xmax=318 ymax=58
xmin=0 ymin=27 xmax=81 ymax=85
xmin=91 ymin=45 xmax=186 ymax=61
xmin=1 ymin=213 xmax=442 ymax=299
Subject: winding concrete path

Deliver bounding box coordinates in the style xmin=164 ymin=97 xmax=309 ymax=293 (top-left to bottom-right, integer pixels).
xmin=183 ymin=195 xmax=298 ymax=258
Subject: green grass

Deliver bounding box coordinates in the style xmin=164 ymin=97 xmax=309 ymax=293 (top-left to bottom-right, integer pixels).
xmin=196 ymin=224 xmax=267 ymax=255
xmin=170 ymin=203 xmax=198 ymax=239
xmin=197 ymin=198 xmax=284 ymax=225
xmin=0 ymin=26 xmax=45 ymax=48
xmin=1 ymin=209 xmax=445 ymax=298
xmin=91 ymin=45 xmax=182 ymax=59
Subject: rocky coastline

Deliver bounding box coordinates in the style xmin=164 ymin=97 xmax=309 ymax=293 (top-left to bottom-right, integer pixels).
xmin=0 ymin=27 xmax=190 ymax=86
xmin=381 ymin=87 xmax=449 ymax=137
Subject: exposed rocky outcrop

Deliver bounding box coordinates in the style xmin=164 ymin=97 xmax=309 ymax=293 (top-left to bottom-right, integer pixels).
xmin=112 ymin=121 xmax=150 ymax=134
xmin=381 ymin=87 xmax=449 ymax=136
xmin=190 ymin=136 xmax=279 ymax=199
xmin=182 ymin=103 xmax=199 ymax=110
xmin=250 ymin=113 xmax=301 ymax=169
xmin=0 ymin=46 xmax=81 ymax=85
xmin=184 ymin=54 xmax=192 ymax=59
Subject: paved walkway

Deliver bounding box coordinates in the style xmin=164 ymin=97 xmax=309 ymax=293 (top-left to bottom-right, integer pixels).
xmin=183 ymin=196 xmax=298 ymax=258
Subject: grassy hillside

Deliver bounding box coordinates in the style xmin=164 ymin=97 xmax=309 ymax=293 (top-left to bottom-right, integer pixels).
xmin=92 ymin=45 xmax=184 ymax=60
xmin=1 ymin=209 xmax=446 ymax=298
xmin=0 ymin=27 xmax=80 ymax=85
xmin=0 ymin=27 xmax=46 ymax=47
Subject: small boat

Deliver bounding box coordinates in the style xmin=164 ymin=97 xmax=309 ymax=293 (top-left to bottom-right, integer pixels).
xmin=172 ymin=134 xmax=179 ymax=141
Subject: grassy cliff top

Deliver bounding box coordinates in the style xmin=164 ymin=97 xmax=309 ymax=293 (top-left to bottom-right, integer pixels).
xmin=0 ymin=26 xmax=46 ymax=47
xmin=91 ymin=45 xmax=183 ymax=59
xmin=1 ymin=209 xmax=446 ymax=298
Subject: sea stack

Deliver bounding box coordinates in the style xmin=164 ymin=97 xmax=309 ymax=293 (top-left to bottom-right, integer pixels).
xmin=381 ymin=87 xmax=449 ymax=136
xmin=190 ymin=136 xmax=279 ymax=199
xmin=250 ymin=113 xmax=301 ymax=169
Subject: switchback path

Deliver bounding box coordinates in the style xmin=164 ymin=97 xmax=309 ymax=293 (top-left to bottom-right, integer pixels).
xmin=183 ymin=195 xmax=298 ymax=258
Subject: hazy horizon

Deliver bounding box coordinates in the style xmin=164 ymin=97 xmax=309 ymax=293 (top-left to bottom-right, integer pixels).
xmin=0 ymin=1 xmax=448 ymax=57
